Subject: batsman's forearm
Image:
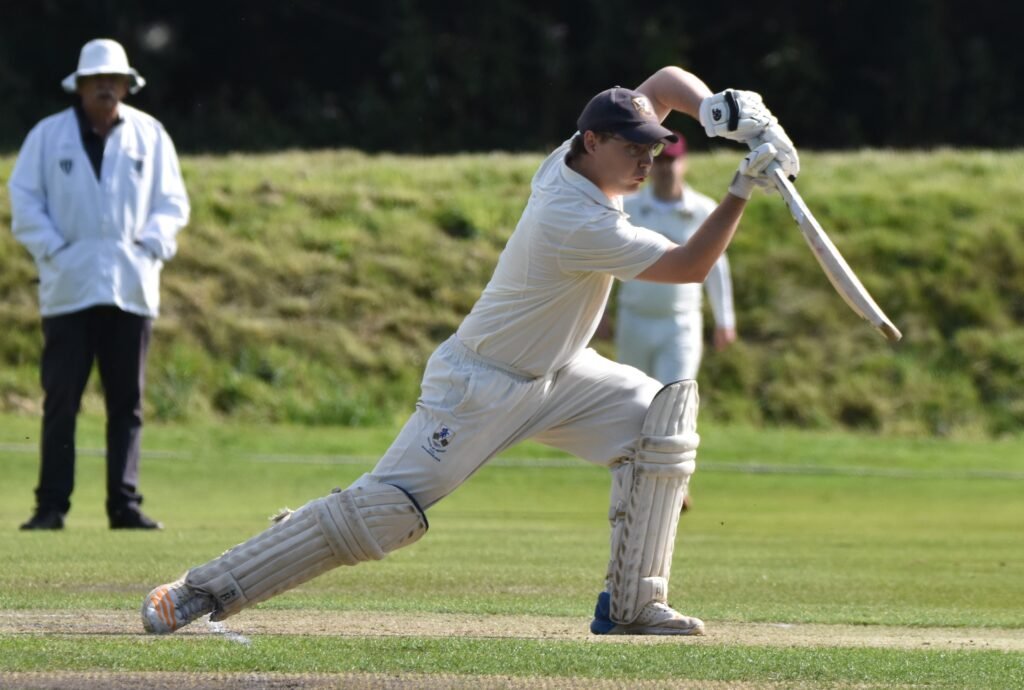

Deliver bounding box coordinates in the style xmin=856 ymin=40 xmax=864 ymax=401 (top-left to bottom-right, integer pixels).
xmin=636 ymin=195 xmax=747 ymax=284
xmin=676 ymin=195 xmax=747 ymax=281
xmin=635 ymin=66 xmax=713 ymax=122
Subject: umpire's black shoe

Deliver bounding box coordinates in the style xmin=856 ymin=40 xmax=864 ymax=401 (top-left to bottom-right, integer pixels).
xmin=110 ymin=509 xmax=163 ymax=530
xmin=19 ymin=509 xmax=65 ymax=531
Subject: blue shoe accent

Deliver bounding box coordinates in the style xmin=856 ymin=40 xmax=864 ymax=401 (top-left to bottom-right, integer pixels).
xmin=589 ymin=591 xmax=616 ymax=634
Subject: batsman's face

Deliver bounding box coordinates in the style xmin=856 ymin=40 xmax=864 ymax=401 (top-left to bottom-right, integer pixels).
xmin=589 ymin=133 xmax=661 ymax=196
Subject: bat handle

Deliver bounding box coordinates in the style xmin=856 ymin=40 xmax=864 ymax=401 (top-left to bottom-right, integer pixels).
xmin=751 ymin=145 xmax=796 ymax=182
xmin=765 ymin=160 xmax=796 ymax=182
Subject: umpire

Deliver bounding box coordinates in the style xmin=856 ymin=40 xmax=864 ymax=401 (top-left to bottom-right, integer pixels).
xmin=8 ymin=38 xmax=190 ymax=530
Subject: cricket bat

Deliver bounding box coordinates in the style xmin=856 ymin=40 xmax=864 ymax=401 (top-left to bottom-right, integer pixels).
xmin=768 ymin=166 xmax=902 ymax=342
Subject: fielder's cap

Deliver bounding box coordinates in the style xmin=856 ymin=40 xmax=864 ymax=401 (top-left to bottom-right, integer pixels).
xmin=62 ymin=38 xmax=145 ymax=94
xmin=658 ymin=133 xmax=687 ymax=159
xmin=576 ymin=87 xmax=678 ymax=144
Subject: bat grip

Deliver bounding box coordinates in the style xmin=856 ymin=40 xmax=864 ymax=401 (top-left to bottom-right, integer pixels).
xmin=751 ymin=144 xmax=796 ymax=182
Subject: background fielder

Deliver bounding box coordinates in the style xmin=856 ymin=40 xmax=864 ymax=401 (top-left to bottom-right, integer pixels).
xmin=615 ymin=133 xmax=736 ymax=383
xmin=140 ymin=65 xmax=798 ymax=636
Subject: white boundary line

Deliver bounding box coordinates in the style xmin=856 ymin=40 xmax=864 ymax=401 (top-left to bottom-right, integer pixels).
xmin=2 ymin=443 xmax=1023 ymax=480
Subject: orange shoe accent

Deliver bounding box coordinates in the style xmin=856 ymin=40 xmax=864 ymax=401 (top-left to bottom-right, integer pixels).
xmin=161 ymin=597 xmax=174 ymax=629
xmin=150 ymin=586 xmax=175 ymax=629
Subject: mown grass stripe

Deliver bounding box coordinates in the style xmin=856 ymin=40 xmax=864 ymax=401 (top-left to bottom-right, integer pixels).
xmin=0 ymin=636 xmax=1021 ymax=687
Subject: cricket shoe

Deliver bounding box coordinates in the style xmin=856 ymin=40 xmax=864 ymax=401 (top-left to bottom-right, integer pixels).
xmin=141 ymin=576 xmax=215 ymax=634
xmin=590 ymin=591 xmax=705 ymax=635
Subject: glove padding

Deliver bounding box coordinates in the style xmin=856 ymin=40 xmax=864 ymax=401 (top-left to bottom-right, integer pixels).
xmin=728 ymin=143 xmax=778 ymax=200
xmin=750 ymin=123 xmax=800 ymax=181
xmin=699 ymin=90 xmax=777 ymax=142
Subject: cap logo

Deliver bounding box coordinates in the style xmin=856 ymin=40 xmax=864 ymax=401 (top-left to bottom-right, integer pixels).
xmin=631 ymin=96 xmax=654 ymax=118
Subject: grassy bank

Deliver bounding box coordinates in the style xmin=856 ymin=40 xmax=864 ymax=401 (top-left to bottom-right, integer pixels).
xmin=2 ymin=148 xmax=1023 ymax=435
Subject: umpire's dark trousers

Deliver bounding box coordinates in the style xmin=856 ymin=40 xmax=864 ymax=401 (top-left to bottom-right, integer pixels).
xmin=36 ymin=305 xmax=152 ymax=517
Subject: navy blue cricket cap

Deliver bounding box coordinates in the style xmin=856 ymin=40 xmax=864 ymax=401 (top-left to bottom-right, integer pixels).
xmin=576 ymin=87 xmax=679 ymax=144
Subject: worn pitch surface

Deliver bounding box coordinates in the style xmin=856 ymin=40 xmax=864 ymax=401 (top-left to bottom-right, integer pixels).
xmin=3 ymin=609 xmax=1022 ymax=651
xmin=3 ymin=609 xmax=1022 ymax=689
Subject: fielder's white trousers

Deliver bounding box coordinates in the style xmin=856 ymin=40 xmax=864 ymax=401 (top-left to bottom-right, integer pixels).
xmin=615 ymin=309 xmax=703 ymax=384
xmin=367 ymin=336 xmax=662 ymax=509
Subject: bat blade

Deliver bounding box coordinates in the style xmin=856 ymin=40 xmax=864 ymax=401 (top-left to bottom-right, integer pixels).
xmin=770 ymin=168 xmax=902 ymax=342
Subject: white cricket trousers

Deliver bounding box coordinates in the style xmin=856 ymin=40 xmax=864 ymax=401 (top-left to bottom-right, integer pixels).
xmin=366 ymin=335 xmax=663 ymax=509
xmin=615 ymin=309 xmax=703 ymax=384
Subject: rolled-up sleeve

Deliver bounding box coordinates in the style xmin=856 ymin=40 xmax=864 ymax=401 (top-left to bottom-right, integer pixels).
xmin=557 ymin=214 xmax=673 ymax=281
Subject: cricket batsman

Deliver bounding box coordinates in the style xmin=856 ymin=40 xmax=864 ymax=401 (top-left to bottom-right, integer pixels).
xmin=142 ymin=65 xmax=798 ymax=636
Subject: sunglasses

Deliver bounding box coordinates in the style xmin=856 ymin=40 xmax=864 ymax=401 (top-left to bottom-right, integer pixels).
xmin=609 ymin=135 xmax=665 ymax=159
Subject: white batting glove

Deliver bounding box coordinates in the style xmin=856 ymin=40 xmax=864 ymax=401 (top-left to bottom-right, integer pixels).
xmin=750 ymin=123 xmax=800 ymax=181
xmin=699 ymin=89 xmax=777 ymax=142
xmin=728 ymin=143 xmax=778 ymax=200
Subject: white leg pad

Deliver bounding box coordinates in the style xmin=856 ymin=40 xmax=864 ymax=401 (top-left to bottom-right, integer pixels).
xmin=607 ymin=380 xmax=699 ymax=624
xmin=185 ymin=475 xmax=427 ymax=620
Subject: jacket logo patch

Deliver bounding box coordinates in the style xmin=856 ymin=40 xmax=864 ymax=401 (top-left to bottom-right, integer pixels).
xmin=59 ymin=159 xmax=73 ymax=174
xmin=132 ymin=158 xmax=144 ymax=173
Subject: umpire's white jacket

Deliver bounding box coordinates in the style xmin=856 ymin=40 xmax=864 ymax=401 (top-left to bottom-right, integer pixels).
xmin=8 ymin=103 xmax=189 ymax=318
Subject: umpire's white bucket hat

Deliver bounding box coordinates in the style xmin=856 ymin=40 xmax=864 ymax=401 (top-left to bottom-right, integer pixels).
xmin=62 ymin=39 xmax=145 ymax=94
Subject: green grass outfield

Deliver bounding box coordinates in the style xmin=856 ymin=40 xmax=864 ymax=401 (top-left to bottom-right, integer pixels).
xmin=1 ymin=413 xmax=1023 ymax=687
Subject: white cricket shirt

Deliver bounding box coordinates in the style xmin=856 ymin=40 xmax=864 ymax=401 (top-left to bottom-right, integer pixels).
xmin=8 ymin=103 xmax=190 ymax=317
xmin=456 ymin=137 xmax=672 ymax=376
